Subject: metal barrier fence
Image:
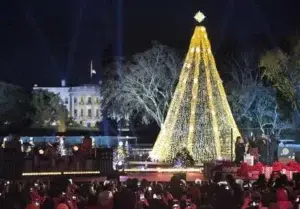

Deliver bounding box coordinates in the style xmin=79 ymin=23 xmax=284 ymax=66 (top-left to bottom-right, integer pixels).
xmin=15 ymin=136 xmax=138 ymax=148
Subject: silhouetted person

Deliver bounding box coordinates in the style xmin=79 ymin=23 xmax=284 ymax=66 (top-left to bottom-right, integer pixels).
xmin=235 ymin=136 xmax=245 ymax=165
xmin=5 ymin=136 xmax=22 ymax=152
xmin=248 ymin=134 xmax=259 ymax=162
xmin=259 ymin=136 xmax=269 ymax=164
xmin=44 ymin=143 xmax=57 ymax=158
xmin=270 ymin=133 xmax=279 ymax=162
xmin=80 ymin=136 xmax=92 ymax=157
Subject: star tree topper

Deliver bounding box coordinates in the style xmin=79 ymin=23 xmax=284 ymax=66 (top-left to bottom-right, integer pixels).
xmin=194 ymin=11 xmax=206 ymax=23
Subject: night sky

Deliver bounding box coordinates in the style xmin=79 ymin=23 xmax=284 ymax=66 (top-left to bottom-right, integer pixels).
xmin=1 ymin=0 xmax=300 ymax=89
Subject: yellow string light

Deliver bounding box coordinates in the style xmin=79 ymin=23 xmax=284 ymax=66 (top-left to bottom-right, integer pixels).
xmin=203 ymin=32 xmax=240 ymax=157
xmin=152 ymin=25 xmax=240 ymax=162
xmin=151 ymin=43 xmax=196 ymax=160
xmin=22 ymin=172 xmax=62 ymax=176
xmin=201 ymin=29 xmax=221 ymax=158
xmin=22 ymin=171 xmax=100 ymax=176
xmin=187 ymin=33 xmax=201 ymax=156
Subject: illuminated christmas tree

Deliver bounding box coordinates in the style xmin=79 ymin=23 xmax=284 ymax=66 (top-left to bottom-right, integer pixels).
xmin=152 ymin=12 xmax=240 ymax=162
xmin=58 ymin=137 xmax=67 ymax=156
xmin=113 ymin=141 xmax=128 ymax=169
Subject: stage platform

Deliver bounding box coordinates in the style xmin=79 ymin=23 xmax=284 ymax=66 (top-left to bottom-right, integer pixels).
xmin=120 ymin=172 xmax=204 ymax=182
xmin=20 ymin=168 xmax=204 ymax=182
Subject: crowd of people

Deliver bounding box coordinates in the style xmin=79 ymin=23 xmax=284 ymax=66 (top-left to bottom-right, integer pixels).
xmin=0 ymin=171 xmax=300 ymax=209
xmin=0 ymin=133 xmax=293 ymax=209
xmin=235 ymin=134 xmax=279 ymax=165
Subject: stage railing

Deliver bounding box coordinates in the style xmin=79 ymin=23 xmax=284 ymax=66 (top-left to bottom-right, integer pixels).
xmin=0 ymin=148 xmax=113 ymax=179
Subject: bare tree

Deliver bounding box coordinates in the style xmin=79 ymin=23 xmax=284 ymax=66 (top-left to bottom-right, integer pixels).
xmin=227 ymin=52 xmax=292 ymax=136
xmin=104 ymin=42 xmax=182 ymax=127
xmin=227 ymin=52 xmax=261 ymax=123
xmin=253 ymin=88 xmax=293 ymax=136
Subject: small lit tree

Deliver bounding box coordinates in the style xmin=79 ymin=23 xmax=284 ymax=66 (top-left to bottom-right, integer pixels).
xmin=103 ymin=42 xmax=182 ymax=127
xmin=57 ymin=137 xmax=67 ymax=156
xmin=227 ymin=52 xmax=293 ymax=136
xmin=113 ymin=141 xmax=128 ymax=169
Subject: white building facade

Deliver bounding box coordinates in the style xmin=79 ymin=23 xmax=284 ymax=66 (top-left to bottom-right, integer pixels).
xmin=34 ymin=83 xmax=102 ymax=127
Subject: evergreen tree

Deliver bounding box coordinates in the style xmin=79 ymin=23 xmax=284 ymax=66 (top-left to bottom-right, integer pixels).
xmin=113 ymin=141 xmax=128 ymax=169
xmin=152 ymin=12 xmax=240 ymax=162
xmin=57 ymin=137 xmax=67 ymax=156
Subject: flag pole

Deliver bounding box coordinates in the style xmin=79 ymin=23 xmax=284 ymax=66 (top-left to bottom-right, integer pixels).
xmin=90 ymin=60 xmax=96 ymax=84
xmin=90 ymin=60 xmax=93 ymax=83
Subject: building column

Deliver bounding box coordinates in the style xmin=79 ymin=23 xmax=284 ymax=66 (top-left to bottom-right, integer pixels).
xmin=69 ymin=94 xmax=73 ymax=118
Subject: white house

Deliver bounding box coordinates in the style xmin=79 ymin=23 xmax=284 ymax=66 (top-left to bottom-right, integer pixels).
xmin=33 ymin=80 xmax=102 ymax=127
